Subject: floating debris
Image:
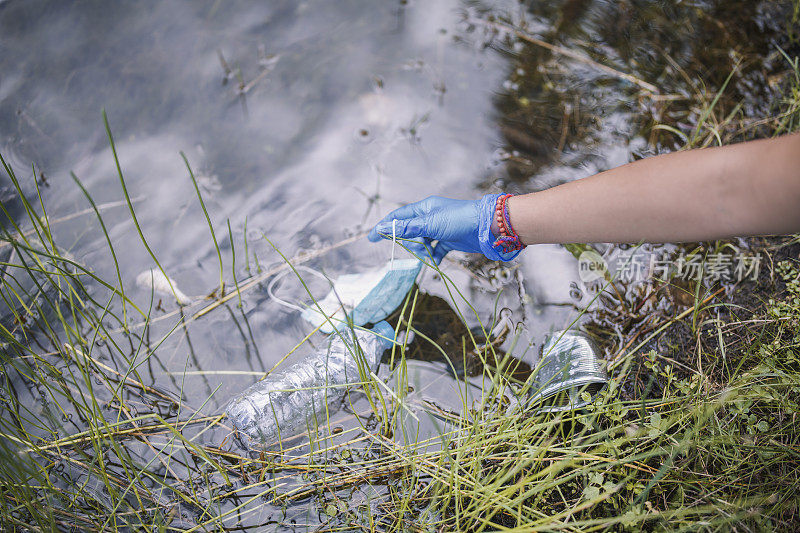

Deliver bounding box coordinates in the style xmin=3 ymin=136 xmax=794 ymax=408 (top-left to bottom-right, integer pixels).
xmin=527 ymin=330 xmax=607 ymax=412
xmin=135 ymin=268 xmax=191 ymax=305
xmin=226 ymin=321 xmax=396 ymax=449
xmin=269 ymin=259 xmax=422 ymax=333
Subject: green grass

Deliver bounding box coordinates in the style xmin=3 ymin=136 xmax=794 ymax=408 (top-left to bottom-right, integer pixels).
xmin=1 ymin=13 xmax=800 ymax=533
xmin=2 ymin=142 xmax=798 ymax=531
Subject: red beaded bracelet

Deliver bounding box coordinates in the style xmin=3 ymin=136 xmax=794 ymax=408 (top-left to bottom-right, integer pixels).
xmin=493 ymin=193 xmax=525 ymax=253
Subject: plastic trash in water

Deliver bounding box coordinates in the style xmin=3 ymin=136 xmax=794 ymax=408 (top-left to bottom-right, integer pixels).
xmin=268 ymin=220 xmax=427 ymax=333
xmin=527 ymin=330 xmax=608 ymax=412
xmin=268 ymin=259 xmax=422 ymax=333
xmin=305 ymin=259 xmax=422 ymax=330
xmin=135 ymin=268 xmax=192 ymax=305
xmin=225 ymin=321 xmax=396 ymax=449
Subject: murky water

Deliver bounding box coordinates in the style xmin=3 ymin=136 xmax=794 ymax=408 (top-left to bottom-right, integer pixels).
xmin=1 ymin=0 xmax=795 ymax=528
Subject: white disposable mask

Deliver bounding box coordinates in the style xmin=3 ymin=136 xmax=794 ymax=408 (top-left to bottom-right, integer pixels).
xmin=269 ymin=259 xmax=422 ymax=333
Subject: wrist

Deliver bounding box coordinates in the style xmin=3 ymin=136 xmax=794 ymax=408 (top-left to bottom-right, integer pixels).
xmin=491 ymin=213 xmax=501 ymax=238
xmin=505 ymin=196 xmax=524 ymax=245
xmin=492 ymin=196 xmax=525 ymax=244
xmin=477 ymin=193 xmax=526 ymax=261
xmin=493 ymin=193 xmax=526 ymax=251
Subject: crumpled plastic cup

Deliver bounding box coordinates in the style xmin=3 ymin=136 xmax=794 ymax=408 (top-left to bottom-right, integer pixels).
xmin=527 ymin=330 xmax=608 ymax=412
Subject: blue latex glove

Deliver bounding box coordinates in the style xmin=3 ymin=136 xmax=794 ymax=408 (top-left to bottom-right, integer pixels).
xmin=386 ymin=235 xmax=449 ymax=265
xmin=367 ymin=194 xmax=522 ymax=262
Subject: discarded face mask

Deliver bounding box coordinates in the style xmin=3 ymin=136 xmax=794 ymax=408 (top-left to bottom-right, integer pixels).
xmin=268 ymin=259 xmax=422 ymax=333
xmin=527 ymin=330 xmax=608 ymax=412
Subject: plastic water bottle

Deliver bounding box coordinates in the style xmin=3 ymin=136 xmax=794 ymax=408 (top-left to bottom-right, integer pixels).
xmin=225 ymin=321 xmax=395 ymax=449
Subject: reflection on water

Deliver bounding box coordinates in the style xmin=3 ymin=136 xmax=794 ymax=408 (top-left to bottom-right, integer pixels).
xmin=2 ymin=0 xmax=794 ymax=395
xmin=388 ymin=291 xmax=533 ymax=380
xmin=0 ymin=0 xmax=516 ymax=397
xmin=1 ymin=0 xmax=796 ymax=528
xmin=487 ymin=0 xmax=796 ymax=188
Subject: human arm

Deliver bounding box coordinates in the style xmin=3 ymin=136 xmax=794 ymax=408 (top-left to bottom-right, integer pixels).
xmin=369 ymin=133 xmax=800 ymax=258
xmin=503 ymin=133 xmax=800 ymax=245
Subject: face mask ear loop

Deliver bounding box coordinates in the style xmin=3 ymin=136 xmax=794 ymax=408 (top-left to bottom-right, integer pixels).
xmin=267 ymin=265 xmax=332 ymax=313
xmin=391 ymin=219 xmax=397 ymax=270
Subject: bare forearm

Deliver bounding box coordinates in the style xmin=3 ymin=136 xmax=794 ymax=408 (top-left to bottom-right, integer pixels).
xmin=505 ymin=133 xmax=800 ymax=245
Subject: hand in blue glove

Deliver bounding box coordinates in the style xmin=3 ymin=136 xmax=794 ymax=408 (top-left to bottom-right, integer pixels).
xmin=367 ymin=194 xmax=523 ymax=262
xmin=394 ymin=235 xmax=449 ymax=265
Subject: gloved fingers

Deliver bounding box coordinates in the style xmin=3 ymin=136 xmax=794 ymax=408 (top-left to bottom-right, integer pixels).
xmin=369 ymin=216 xmax=427 ymax=242
xmin=367 ymin=217 xmax=397 ymax=242
xmin=400 ymin=238 xmax=450 ymax=266
xmin=399 ymin=236 xmax=435 ymax=260
xmin=367 ymin=199 xmax=434 ymax=241
xmin=431 ymin=241 xmax=453 ymax=265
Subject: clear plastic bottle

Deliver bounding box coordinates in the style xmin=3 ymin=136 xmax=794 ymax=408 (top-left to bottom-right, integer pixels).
xmin=225 ymin=321 xmax=395 ymax=449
